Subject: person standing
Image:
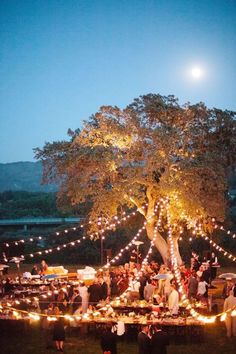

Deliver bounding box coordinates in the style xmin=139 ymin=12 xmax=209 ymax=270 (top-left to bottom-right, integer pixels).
xmin=197 ymin=276 xmax=209 ymax=305
xmin=100 ymin=323 xmax=117 ymax=354
xmin=188 ymin=271 xmax=198 ymax=299
xmin=52 ymin=307 xmax=66 ymax=352
xmin=70 ymin=289 xmax=82 ymax=313
xmin=139 ymin=271 xmax=148 ymax=300
xmin=100 ymin=276 xmax=108 ymax=300
xmin=88 ymin=278 xmax=102 ymax=307
xmin=223 ymin=287 xmax=236 ymax=337
xmin=42 ymin=303 xmax=54 ymax=349
xmin=150 ymin=324 xmax=169 ymax=354
xmin=40 ymin=259 xmax=48 ymax=275
xmin=138 ymin=324 xmax=151 ymax=354
xmin=31 ymin=264 xmax=39 ymax=275
xmin=222 ymin=280 xmax=234 ymax=299
xmin=168 ymin=283 xmax=179 ymax=315
xmin=78 ymin=281 xmax=89 ymax=314
xmin=1 ymin=252 xmax=8 ymax=274
xmin=210 ymin=252 xmax=218 ymax=282
xmin=144 ymin=279 xmax=155 ymax=302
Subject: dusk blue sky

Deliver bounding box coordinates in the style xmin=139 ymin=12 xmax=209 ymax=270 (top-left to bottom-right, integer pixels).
xmin=0 ymin=0 xmax=235 ymax=163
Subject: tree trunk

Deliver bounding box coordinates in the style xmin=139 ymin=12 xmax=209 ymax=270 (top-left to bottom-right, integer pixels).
xmin=146 ymin=223 xmax=169 ymax=265
xmin=145 ymin=223 xmax=182 ymax=266
xmin=172 ymin=237 xmax=183 ymax=265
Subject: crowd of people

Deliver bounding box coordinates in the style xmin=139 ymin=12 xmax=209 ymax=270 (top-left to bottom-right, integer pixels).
xmin=100 ymin=322 xmax=170 ymax=354
xmin=1 ymin=248 xmax=236 ymax=352
xmin=138 ymin=323 xmax=169 ymax=354
xmin=0 ymin=252 xmax=224 ymax=319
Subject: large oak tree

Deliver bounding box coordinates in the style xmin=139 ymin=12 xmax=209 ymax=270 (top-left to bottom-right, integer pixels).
xmin=35 ymin=94 xmax=236 ymax=265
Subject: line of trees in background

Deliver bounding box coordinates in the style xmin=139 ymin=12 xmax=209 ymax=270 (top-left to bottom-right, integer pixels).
xmin=0 ymin=191 xmax=86 ymax=219
xmin=0 ymin=189 xmax=235 ymax=266
xmin=0 ymin=165 xmax=235 ymax=266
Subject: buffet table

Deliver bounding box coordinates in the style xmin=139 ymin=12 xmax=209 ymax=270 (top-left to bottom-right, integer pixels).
xmin=82 ymin=316 xmax=205 ymax=343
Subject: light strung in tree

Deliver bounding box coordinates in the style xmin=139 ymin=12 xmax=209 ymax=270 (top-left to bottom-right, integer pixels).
xmin=8 ymin=204 xmax=161 ymax=309
xmin=4 ymin=236 xmax=43 ymax=248
xmin=137 ymin=224 xmax=159 ymax=277
xmin=200 ymin=233 xmax=236 ymax=262
xmin=10 ymin=207 xmax=144 ymax=259
xmin=2 ymin=208 xmax=141 ymax=248
xmin=98 ymin=224 xmax=146 ymax=272
xmin=5 ymin=200 xmax=236 ymax=324
xmin=211 ymin=218 xmax=236 ymax=240
xmin=2 ymin=221 xmax=86 ymax=248
xmin=115 ymin=207 xmax=163 ymax=302
xmin=188 ymin=223 xmax=236 ymax=263
xmin=99 ymin=202 xmax=160 ymax=272
xmin=12 ymin=236 xmax=86 ymax=260
xmin=165 ymin=203 xmax=236 ymax=323
xmin=1 ymin=206 xmax=236 ymax=324
xmin=177 ymin=213 xmax=236 ymax=263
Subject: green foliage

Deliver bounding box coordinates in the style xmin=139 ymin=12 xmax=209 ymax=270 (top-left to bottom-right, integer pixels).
xmin=35 ymin=94 xmax=236 ymax=263
xmin=0 ymin=191 xmax=67 ymax=219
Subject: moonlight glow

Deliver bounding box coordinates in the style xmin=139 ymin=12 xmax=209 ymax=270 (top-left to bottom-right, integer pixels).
xmin=191 ymin=66 xmax=204 ymax=79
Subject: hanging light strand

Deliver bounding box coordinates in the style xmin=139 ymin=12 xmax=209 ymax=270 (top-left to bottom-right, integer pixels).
xmin=2 ymin=208 xmax=142 ymax=248
xmin=211 ymin=218 xmax=236 ymax=240
xmin=98 ymin=202 xmax=161 ymax=272
xmin=165 ymin=201 xmax=236 ymax=324
xmin=98 ymin=223 xmax=146 ymax=272
xmin=187 ymin=222 xmax=236 ymax=263
xmin=9 ymin=207 xmax=147 ymax=259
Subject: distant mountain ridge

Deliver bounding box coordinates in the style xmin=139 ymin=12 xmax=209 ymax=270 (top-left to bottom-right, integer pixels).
xmin=0 ymin=161 xmax=57 ymax=192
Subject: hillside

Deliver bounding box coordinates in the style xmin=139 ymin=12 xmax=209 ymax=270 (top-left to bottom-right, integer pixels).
xmin=0 ymin=161 xmax=57 ymax=192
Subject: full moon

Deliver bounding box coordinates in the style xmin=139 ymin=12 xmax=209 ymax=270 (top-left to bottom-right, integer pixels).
xmin=191 ymin=66 xmax=203 ymax=79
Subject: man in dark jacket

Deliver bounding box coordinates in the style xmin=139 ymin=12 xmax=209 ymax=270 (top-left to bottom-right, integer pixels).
xmin=100 ymin=323 xmax=117 ymax=354
xmin=188 ymin=271 xmax=198 ymax=299
xmin=150 ymin=324 xmax=169 ymax=354
xmin=138 ymin=324 xmax=151 ymax=354
xmin=70 ymin=289 xmax=82 ymax=313
xmin=88 ymin=278 xmax=102 ymax=307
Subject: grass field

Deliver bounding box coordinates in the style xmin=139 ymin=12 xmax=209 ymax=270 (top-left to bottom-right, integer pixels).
xmin=0 ymin=322 xmax=236 ymax=354
xmin=1 ymin=264 xmax=236 ymax=354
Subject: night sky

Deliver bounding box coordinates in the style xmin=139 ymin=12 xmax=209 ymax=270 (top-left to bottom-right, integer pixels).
xmin=0 ymin=0 xmax=235 ymax=162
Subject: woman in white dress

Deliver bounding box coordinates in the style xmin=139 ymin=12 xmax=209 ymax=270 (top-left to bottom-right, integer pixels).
xmin=223 ymin=288 xmax=236 ymax=337
xmin=78 ymin=281 xmax=89 ymax=314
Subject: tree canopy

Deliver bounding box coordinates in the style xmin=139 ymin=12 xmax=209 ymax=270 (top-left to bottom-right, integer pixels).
xmin=35 ymin=94 xmax=236 ymax=264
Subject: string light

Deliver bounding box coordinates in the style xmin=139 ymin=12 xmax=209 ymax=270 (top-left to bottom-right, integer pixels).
xmin=178 ymin=214 xmax=236 ymax=264
xmin=138 ymin=225 xmax=158 ymax=275
xmin=164 ymin=200 xmax=236 ymax=324
xmin=189 ymin=223 xmax=236 ymax=263
xmin=9 ymin=208 xmax=143 ymax=259
xmin=199 ymin=233 xmax=236 ymax=263
xmin=117 ymin=205 xmax=163 ymax=300
xmin=4 ymin=199 xmax=236 ymax=325
xmin=98 ymin=202 xmax=160 ymax=272
xmin=211 ymin=219 xmax=236 ymax=240
xmin=3 ymin=204 xmax=162 ymax=310
xmin=2 ymin=208 xmax=140 ymax=248
xmin=99 ymin=224 xmax=146 ymax=271
xmin=15 ymin=237 xmax=83 ymax=259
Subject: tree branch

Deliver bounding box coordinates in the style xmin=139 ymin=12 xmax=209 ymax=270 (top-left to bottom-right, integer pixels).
xmin=128 ymin=196 xmax=147 ymax=217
